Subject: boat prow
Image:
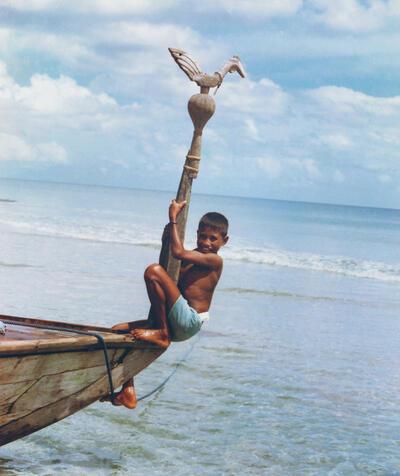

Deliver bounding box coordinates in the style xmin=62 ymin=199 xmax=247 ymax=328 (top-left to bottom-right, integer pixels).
xmin=0 ymin=314 xmax=165 ymax=447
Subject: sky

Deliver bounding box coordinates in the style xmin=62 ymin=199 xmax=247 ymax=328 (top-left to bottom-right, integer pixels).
xmin=0 ymin=0 xmax=400 ymax=208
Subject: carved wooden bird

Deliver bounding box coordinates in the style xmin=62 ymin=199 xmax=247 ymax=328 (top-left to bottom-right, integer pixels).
xmin=168 ymin=47 xmax=245 ymax=93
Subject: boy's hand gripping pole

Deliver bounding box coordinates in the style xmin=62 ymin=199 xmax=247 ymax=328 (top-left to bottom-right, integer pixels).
xmin=159 ymin=48 xmax=245 ymax=282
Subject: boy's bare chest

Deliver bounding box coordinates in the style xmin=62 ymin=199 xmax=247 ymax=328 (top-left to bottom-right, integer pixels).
xmin=180 ymin=262 xmax=202 ymax=280
xmin=179 ymin=262 xmax=215 ymax=288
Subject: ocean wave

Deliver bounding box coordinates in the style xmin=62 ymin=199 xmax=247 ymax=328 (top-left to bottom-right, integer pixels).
xmin=1 ymin=218 xmax=399 ymax=283
xmin=223 ymin=247 xmax=400 ymax=283
xmin=220 ymin=287 xmax=338 ymax=301
xmin=0 ymin=261 xmax=33 ymax=268
xmin=0 ymin=219 xmax=161 ymax=249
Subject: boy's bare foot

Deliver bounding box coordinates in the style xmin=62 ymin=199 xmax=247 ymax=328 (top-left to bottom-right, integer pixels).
xmin=100 ymin=380 xmax=137 ymax=409
xmin=113 ymin=388 xmax=137 ymax=409
xmin=131 ymin=328 xmax=170 ymax=349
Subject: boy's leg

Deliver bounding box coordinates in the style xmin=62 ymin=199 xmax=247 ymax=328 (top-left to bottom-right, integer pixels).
xmin=102 ymin=264 xmax=178 ymax=408
xmin=131 ymin=263 xmax=180 ymax=348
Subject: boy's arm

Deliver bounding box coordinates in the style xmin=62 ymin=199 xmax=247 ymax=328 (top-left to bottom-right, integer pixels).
xmin=169 ymin=200 xmax=222 ymax=270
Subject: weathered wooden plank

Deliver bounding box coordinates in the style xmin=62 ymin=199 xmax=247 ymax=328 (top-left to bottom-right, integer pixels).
xmin=0 ymin=410 xmax=32 ymax=427
xmin=0 ymin=359 xmax=119 ymax=426
xmin=11 ymin=366 xmax=108 ymax=413
xmin=0 ymin=347 xmax=164 ymax=446
xmin=0 ymin=381 xmax=36 ymax=405
xmin=0 ymin=349 xmax=121 ymax=384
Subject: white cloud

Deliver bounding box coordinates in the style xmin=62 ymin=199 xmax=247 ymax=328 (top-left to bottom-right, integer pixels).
xmin=219 ymin=78 xmax=289 ymax=116
xmin=98 ymin=22 xmax=201 ymax=50
xmin=309 ymin=0 xmax=385 ymax=32
xmin=333 ymin=170 xmax=345 ymax=183
xmin=0 ymin=62 xmax=137 ymax=137
xmin=0 ymin=60 xmax=14 ymax=90
xmin=0 ymin=133 xmax=68 ymax=163
xmin=309 ymin=86 xmax=400 ymax=116
xmin=0 ymin=20 xmax=218 ymax=97
xmin=289 ymin=158 xmax=321 ymax=180
xmin=16 ymin=74 xmax=116 ymax=115
xmin=320 ymin=133 xmax=353 ymax=149
xmin=244 ymin=118 xmax=261 ymax=141
xmin=0 ymin=26 xmax=95 ymax=69
xmin=0 ymin=0 xmax=56 ymax=10
xmin=309 ymin=0 xmax=400 ymax=32
xmin=0 ymin=0 xmax=178 ymax=14
xmin=0 ymin=61 xmax=142 ymax=168
xmin=378 ymin=174 xmax=392 ymax=183
xmin=0 ymin=0 xmax=302 ymax=18
xmin=199 ymin=0 xmax=302 ymax=18
xmin=255 ymin=156 xmax=282 ymax=178
xmin=76 ymin=0 xmax=179 ymax=14
xmin=36 ymin=142 xmax=68 ymax=163
xmin=0 ymin=133 xmax=33 ymax=161
xmin=0 ymin=28 xmax=11 ymax=48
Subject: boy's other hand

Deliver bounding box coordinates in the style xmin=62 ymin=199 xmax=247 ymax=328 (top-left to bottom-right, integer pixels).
xmin=169 ymin=199 xmax=187 ymax=221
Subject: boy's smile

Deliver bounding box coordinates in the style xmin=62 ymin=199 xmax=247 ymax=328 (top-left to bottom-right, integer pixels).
xmin=196 ymin=226 xmax=228 ymax=254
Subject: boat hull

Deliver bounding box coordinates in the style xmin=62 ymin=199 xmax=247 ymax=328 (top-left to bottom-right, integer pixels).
xmin=0 ymin=316 xmax=164 ymax=446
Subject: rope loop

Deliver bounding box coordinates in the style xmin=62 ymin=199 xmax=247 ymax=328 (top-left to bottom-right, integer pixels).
xmin=137 ymin=334 xmax=200 ymax=402
xmin=186 ymin=155 xmax=201 ymax=161
xmin=184 ymin=165 xmax=199 ymax=173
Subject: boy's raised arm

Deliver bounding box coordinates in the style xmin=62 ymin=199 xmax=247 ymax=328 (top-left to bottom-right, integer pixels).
xmin=168 ymin=200 xmax=222 ymax=270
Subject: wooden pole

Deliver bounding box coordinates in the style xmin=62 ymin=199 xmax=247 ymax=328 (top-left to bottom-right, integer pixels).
xmin=159 ymin=92 xmax=216 ymax=282
xmin=159 ymin=47 xmax=245 ymax=282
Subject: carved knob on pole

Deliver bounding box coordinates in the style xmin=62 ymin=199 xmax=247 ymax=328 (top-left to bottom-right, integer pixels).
xmin=184 ymin=94 xmax=216 ymax=179
xmin=188 ymin=93 xmax=216 ymax=131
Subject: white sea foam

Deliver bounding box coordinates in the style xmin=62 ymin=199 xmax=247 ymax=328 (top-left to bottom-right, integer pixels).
xmin=0 ymin=218 xmax=161 ymax=249
xmin=1 ymin=218 xmax=399 ymax=283
xmin=223 ymin=246 xmax=400 ymax=283
xmin=0 ymin=261 xmax=32 ymax=268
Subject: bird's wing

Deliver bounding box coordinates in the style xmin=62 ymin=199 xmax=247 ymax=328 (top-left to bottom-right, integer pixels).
xmin=168 ymin=48 xmax=202 ymax=82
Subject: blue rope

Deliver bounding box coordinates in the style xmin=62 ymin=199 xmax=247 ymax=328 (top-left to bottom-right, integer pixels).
xmin=137 ymin=335 xmax=199 ymax=402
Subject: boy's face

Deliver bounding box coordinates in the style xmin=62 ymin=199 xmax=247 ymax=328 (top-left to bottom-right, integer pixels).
xmin=196 ymin=226 xmax=228 ymax=254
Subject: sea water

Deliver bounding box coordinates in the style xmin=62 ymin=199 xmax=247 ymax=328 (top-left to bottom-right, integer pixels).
xmin=0 ymin=178 xmax=399 ymax=475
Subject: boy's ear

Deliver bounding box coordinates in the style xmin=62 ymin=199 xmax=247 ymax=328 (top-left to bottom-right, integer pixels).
xmin=223 ymin=235 xmax=229 ymax=245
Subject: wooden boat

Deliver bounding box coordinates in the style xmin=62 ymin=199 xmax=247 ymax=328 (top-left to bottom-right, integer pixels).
xmin=0 ymin=314 xmax=165 ymax=447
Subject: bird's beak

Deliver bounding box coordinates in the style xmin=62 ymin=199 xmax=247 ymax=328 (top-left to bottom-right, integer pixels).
xmin=237 ymin=61 xmax=246 ymax=78
xmin=232 ymin=56 xmax=246 ymax=78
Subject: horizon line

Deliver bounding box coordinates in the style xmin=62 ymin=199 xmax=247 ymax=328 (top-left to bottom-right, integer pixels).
xmin=0 ymin=176 xmax=399 ymax=213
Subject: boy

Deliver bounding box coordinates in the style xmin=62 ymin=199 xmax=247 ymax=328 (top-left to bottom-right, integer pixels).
xmin=108 ymin=199 xmax=229 ymax=408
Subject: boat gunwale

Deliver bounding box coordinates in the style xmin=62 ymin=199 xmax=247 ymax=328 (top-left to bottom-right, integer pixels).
xmin=0 ymin=313 xmax=118 ymax=333
xmin=0 ymin=314 xmax=156 ymax=356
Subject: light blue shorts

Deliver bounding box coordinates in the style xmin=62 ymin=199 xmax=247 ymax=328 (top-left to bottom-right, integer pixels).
xmin=168 ymin=296 xmax=203 ymax=342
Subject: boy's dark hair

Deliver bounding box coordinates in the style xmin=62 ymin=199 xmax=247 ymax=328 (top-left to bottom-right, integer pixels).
xmin=198 ymin=212 xmax=229 ymax=237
